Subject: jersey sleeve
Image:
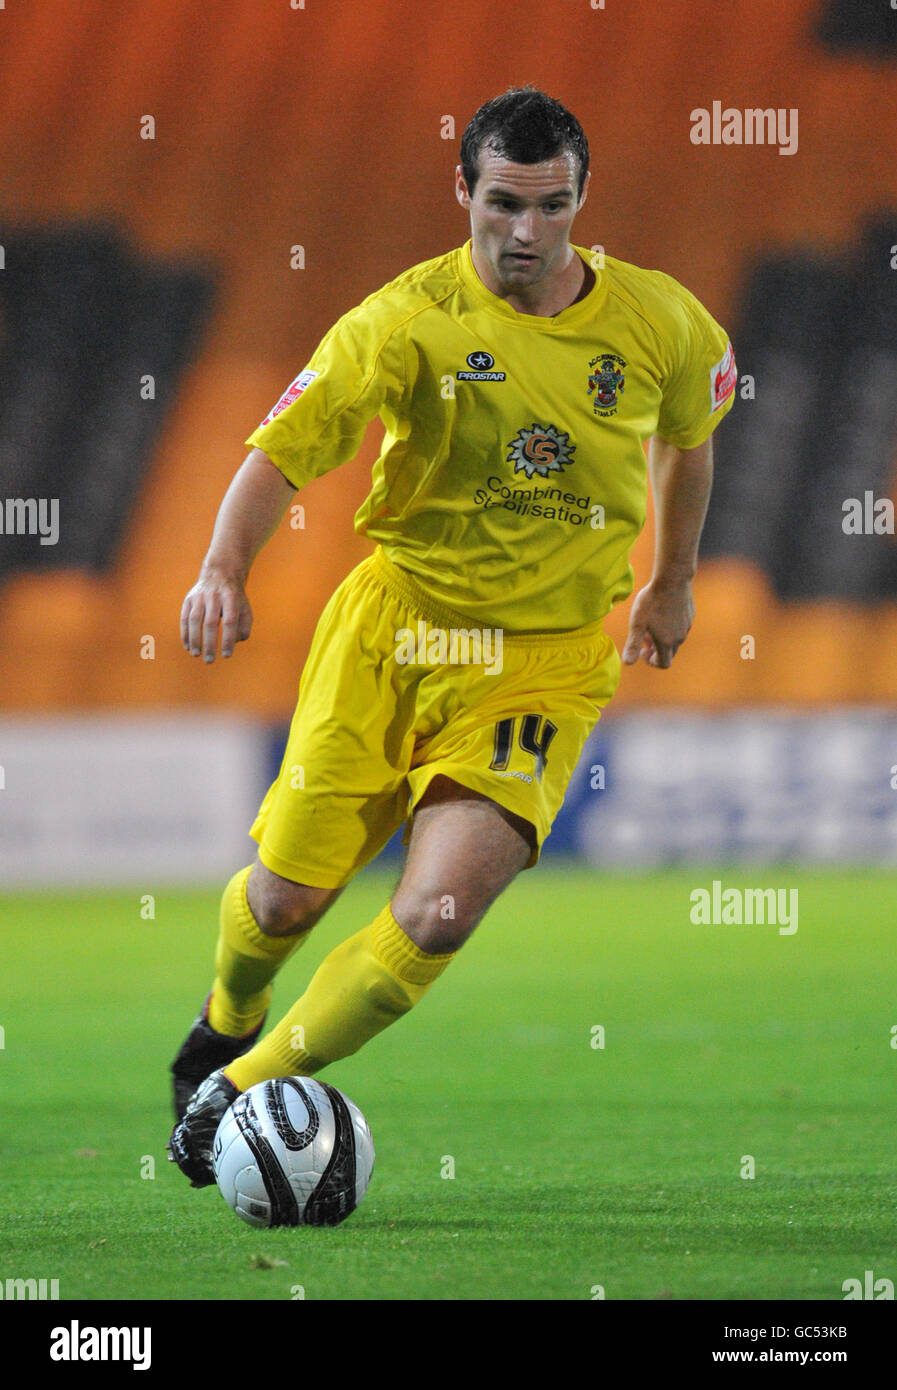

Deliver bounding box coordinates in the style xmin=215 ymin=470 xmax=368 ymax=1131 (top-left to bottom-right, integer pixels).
xmin=654 ymin=278 xmax=737 ymax=449
xmin=244 ymin=304 xmax=406 ymax=489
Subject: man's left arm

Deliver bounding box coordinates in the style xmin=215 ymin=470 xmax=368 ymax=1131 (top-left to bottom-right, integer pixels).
xmin=621 ymin=434 xmax=714 ymax=669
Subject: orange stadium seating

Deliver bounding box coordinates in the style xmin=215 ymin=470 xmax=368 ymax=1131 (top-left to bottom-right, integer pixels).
xmin=1 ymin=0 xmax=896 ymax=713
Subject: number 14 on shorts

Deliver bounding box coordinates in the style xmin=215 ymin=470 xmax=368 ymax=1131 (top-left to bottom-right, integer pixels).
xmin=489 ymin=714 xmax=558 ymax=783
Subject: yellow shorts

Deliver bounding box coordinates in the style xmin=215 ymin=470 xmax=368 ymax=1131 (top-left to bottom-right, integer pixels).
xmin=250 ymin=548 xmax=621 ymax=888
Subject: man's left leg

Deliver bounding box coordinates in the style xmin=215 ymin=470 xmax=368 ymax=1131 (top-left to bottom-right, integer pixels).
xmin=390 ymin=774 xmax=534 ymax=951
xmin=221 ymin=775 xmax=533 ymax=1089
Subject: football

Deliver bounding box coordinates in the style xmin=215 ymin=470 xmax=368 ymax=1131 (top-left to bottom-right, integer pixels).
xmin=212 ymin=1076 xmax=375 ymax=1228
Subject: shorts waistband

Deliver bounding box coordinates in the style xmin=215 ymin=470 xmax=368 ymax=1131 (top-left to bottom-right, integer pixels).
xmin=369 ymin=546 xmax=611 ymax=649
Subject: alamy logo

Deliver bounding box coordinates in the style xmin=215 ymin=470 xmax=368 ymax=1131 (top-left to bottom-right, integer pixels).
xmin=842 ymin=1269 xmax=894 ymax=1300
xmin=50 ymin=1321 xmax=152 ymax=1371
xmin=394 ymin=620 xmax=503 ymax=675
xmin=0 ymin=497 xmax=59 ymax=546
xmin=689 ymin=880 xmax=798 ymax=935
xmin=0 ymin=1276 xmax=59 ymax=1299
xmin=690 ymin=102 xmax=798 ymax=156
xmin=842 ymin=492 xmax=894 ymax=535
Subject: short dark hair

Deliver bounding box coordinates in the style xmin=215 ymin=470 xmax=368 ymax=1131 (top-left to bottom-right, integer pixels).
xmin=460 ymin=86 xmax=589 ymax=199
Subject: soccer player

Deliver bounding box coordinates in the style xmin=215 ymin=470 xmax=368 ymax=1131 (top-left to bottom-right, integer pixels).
xmin=168 ymin=86 xmax=736 ymax=1185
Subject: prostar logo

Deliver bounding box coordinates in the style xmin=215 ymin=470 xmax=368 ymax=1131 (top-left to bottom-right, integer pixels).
xmin=506 ymin=423 xmax=576 ymax=480
xmin=457 ymin=349 xmax=506 ymax=382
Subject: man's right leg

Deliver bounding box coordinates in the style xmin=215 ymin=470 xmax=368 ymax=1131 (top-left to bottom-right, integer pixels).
xmin=169 ymin=859 xmax=340 ymax=1121
xmin=167 ymin=850 xmax=457 ymax=1187
xmin=167 ymin=859 xmax=346 ymax=1185
xmin=209 ymin=858 xmax=341 ymax=1035
xmin=169 ymin=553 xmax=416 ymax=1183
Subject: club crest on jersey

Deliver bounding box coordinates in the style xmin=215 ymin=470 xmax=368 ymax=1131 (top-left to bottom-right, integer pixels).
xmin=506 ymin=423 xmax=575 ymax=479
xmin=587 ymin=352 xmax=626 ymax=416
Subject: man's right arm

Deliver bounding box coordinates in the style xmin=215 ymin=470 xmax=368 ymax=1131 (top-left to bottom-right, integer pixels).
xmin=181 ymin=447 xmax=296 ymax=663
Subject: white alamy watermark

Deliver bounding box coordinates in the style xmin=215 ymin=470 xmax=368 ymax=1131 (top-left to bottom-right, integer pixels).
xmin=842 ymin=1269 xmax=893 ymax=1300
xmin=50 ymin=1322 xmax=151 ymax=1371
xmin=689 ymin=880 xmax=798 ymax=935
xmin=690 ymin=102 xmax=798 ymax=156
xmin=842 ymin=491 xmax=894 ymax=535
xmin=395 ymin=621 xmax=503 ymax=675
xmin=0 ymin=497 xmax=59 ymax=545
xmin=0 ymin=1276 xmax=59 ymax=1300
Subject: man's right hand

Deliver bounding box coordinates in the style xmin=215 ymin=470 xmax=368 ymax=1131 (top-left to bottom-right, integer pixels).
xmin=181 ymin=570 xmax=253 ymax=663
xmin=179 ymin=448 xmax=296 ymax=663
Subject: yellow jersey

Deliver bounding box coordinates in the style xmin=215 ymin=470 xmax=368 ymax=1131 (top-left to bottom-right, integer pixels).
xmin=247 ymin=240 xmax=736 ymax=632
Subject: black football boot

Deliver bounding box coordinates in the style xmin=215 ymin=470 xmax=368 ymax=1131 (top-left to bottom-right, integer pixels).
xmin=167 ymin=1069 xmax=241 ymax=1187
xmin=170 ymin=995 xmax=265 ymax=1121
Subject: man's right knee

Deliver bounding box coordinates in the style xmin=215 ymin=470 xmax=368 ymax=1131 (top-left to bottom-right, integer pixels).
xmin=246 ymin=859 xmax=339 ymax=937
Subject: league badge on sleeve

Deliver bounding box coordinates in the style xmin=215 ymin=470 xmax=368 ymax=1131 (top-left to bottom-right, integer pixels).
xmin=258 ymin=369 xmax=319 ymax=427
xmin=710 ymin=341 xmax=737 ymax=411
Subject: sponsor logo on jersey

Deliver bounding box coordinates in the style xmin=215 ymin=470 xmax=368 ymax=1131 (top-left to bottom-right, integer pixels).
xmin=587 ymin=352 xmax=626 ymax=416
xmin=710 ymin=340 xmax=737 ymax=410
xmin=259 ymin=369 xmax=319 ymax=427
xmin=506 ymin=423 xmax=576 ymax=479
xmin=457 ymin=349 xmax=506 ymax=382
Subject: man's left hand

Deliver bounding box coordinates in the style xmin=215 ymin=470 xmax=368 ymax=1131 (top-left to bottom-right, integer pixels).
xmin=621 ymin=577 xmax=695 ymax=668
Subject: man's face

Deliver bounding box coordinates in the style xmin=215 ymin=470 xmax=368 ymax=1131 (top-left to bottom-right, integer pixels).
xmin=456 ymin=145 xmax=588 ymax=292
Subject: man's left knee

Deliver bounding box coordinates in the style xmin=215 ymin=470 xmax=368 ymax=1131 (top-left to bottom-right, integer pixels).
xmin=391 ymin=887 xmax=478 ymax=954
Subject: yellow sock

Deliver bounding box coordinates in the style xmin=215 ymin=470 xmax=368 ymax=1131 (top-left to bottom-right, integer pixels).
xmin=225 ymin=904 xmax=455 ymax=1089
xmin=207 ymin=866 xmax=312 ymax=1037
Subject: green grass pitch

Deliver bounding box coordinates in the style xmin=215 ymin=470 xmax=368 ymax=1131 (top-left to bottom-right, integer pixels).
xmin=1 ymin=867 xmax=894 ymax=1301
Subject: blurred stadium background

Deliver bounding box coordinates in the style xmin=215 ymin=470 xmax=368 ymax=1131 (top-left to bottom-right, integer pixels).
xmin=2 ymin=0 xmax=897 ymax=884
